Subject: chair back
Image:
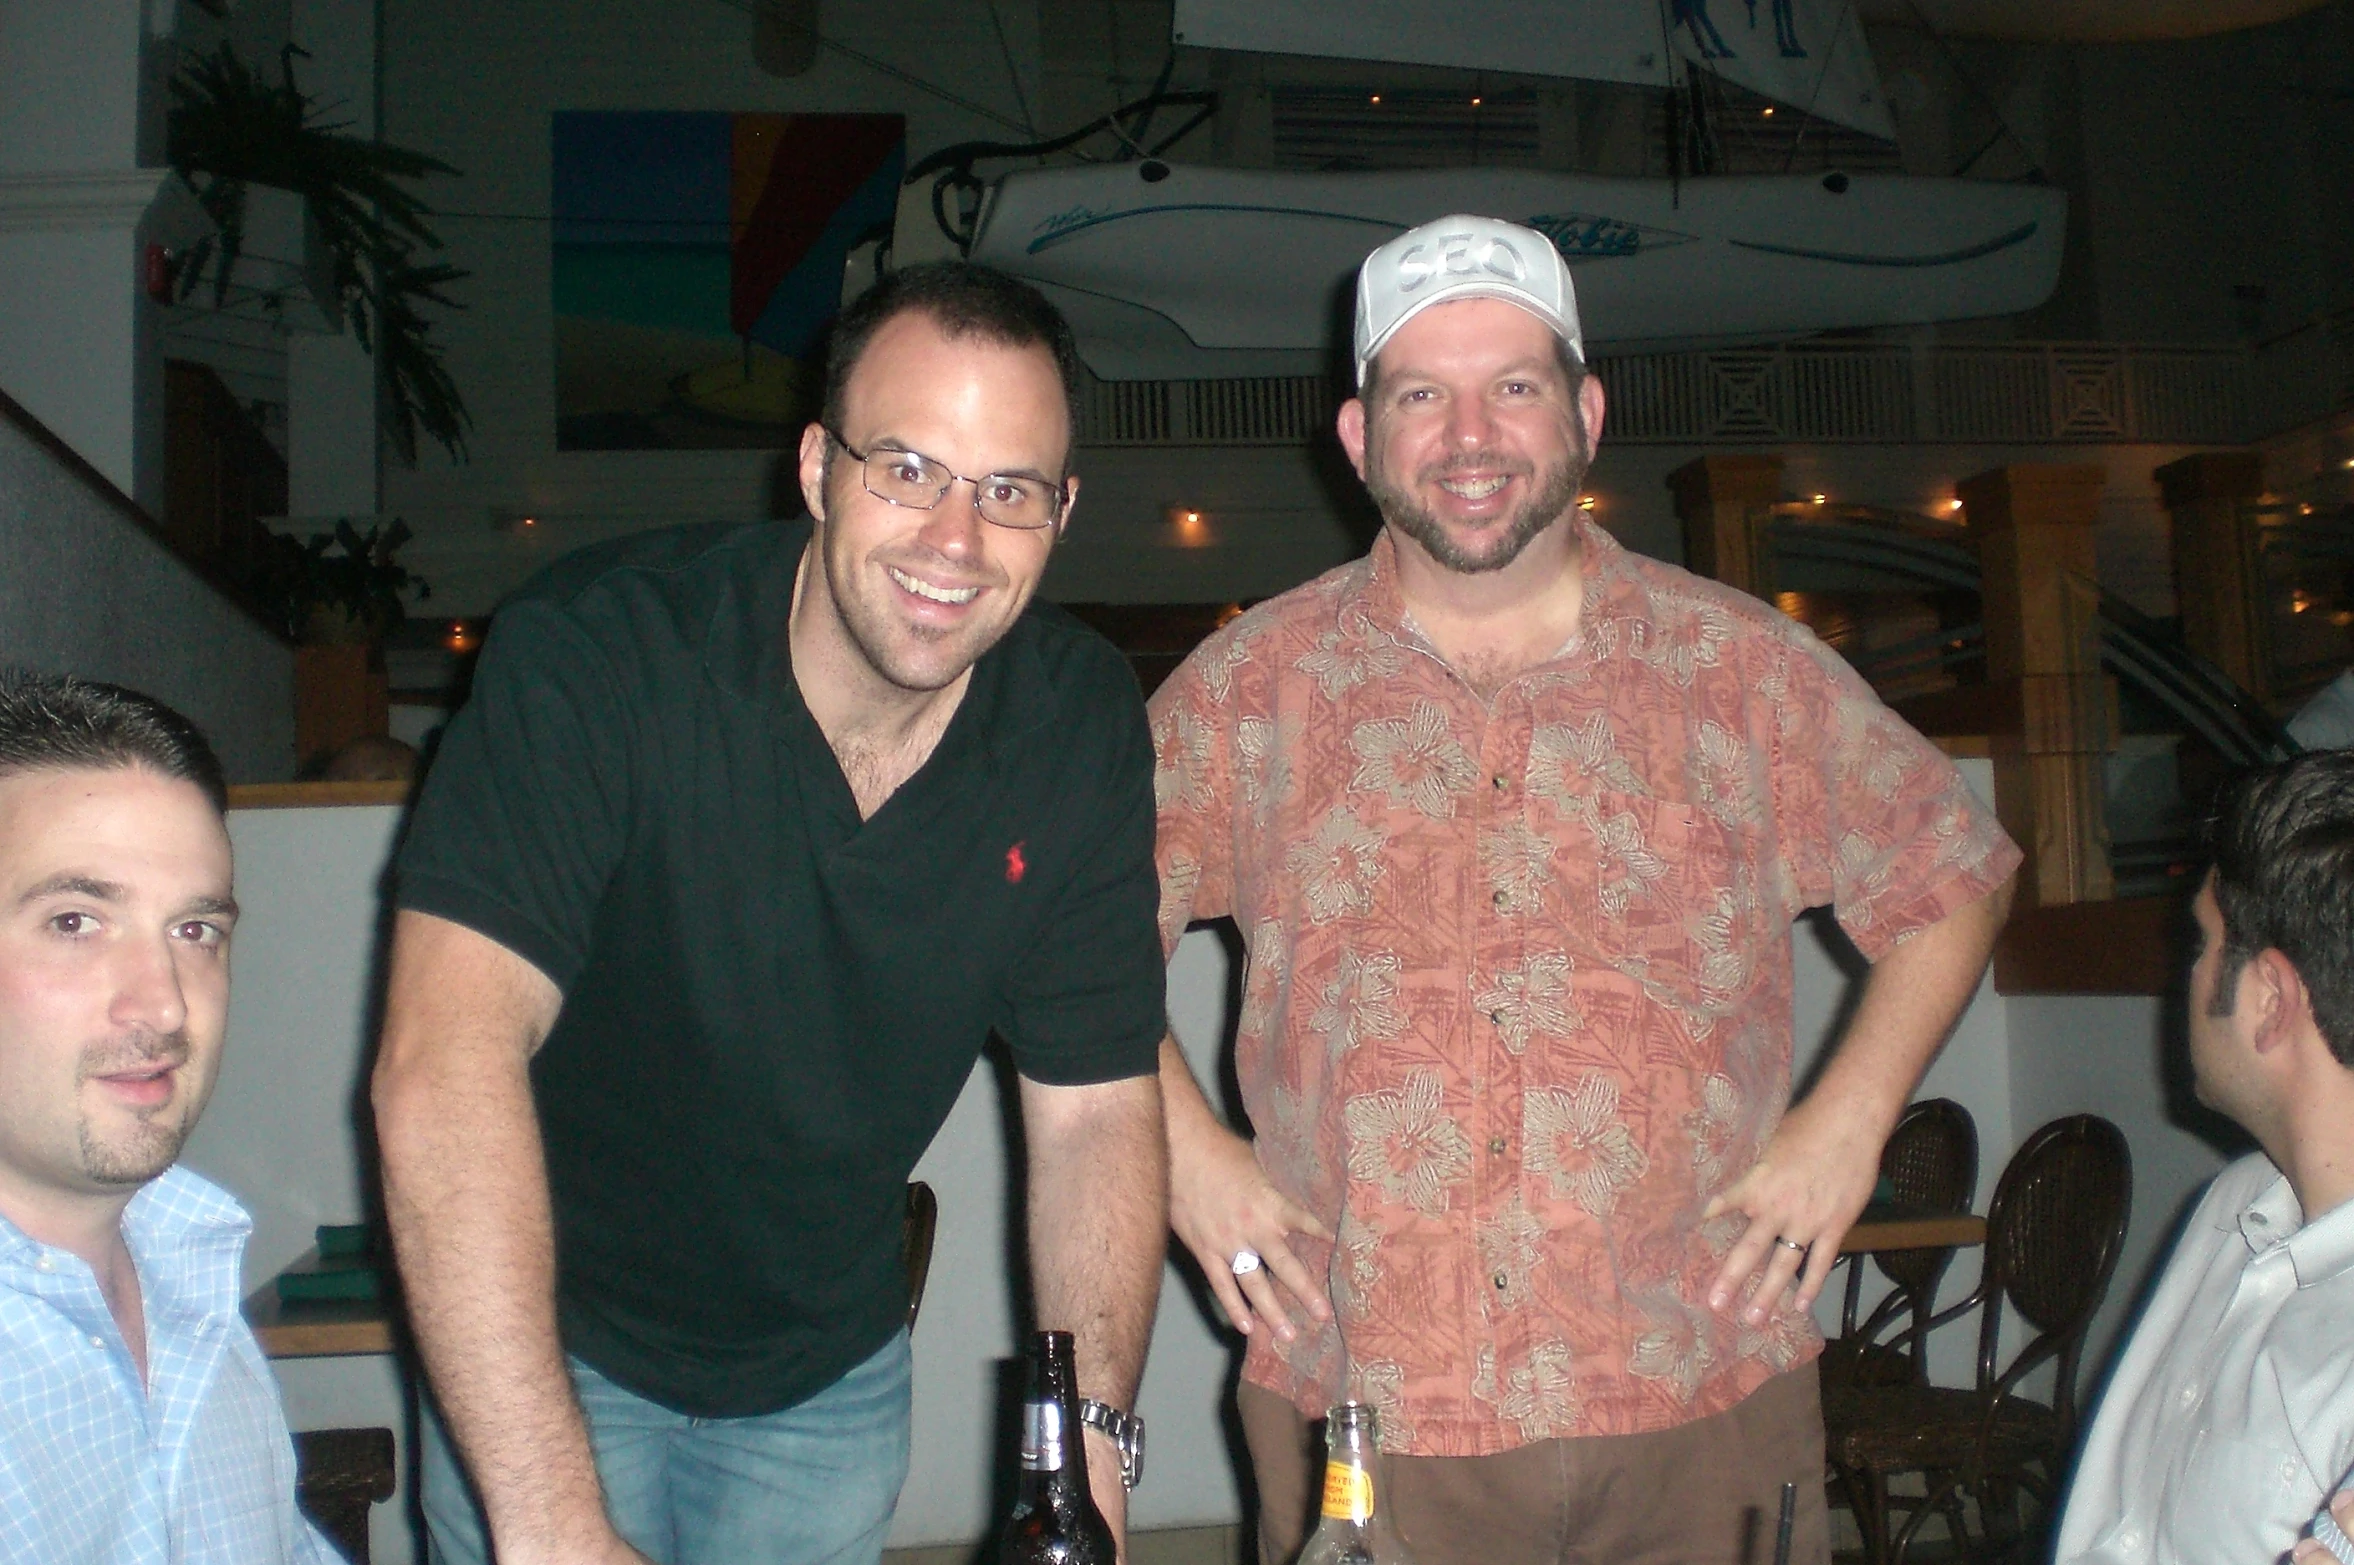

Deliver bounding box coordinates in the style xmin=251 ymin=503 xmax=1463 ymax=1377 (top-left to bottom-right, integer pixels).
xmin=1975 ymin=1114 xmax=2132 ymax=1444
xmin=1837 ymin=1098 xmax=1978 ymax=1383
xmin=904 ymin=1180 xmax=939 ymax=1329
xmin=1874 ymin=1098 xmax=1979 ymax=1299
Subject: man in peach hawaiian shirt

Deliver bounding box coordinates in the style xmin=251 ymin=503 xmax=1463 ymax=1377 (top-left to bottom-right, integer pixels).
xmin=1152 ymin=216 xmax=2020 ymax=1565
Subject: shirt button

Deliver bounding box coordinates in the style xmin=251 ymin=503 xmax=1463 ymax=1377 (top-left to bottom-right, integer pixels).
xmin=89 ymin=1335 xmax=105 ymax=1349
xmin=1492 ymin=890 xmax=1508 ymax=909
xmin=1493 ymin=1272 xmax=1510 ymax=1291
xmin=1490 ymin=1136 xmax=1509 ymax=1156
xmin=1487 ymin=1009 xmax=1505 ymax=1026
xmin=33 ymin=1256 xmax=54 ymax=1273
xmin=2180 ymin=1385 xmax=2199 ymax=1407
xmin=1492 ymin=775 xmax=1509 ymax=792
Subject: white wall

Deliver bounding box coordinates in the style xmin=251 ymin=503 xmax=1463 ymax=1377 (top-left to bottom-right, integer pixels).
xmin=181 ymin=804 xmax=411 ymax=1565
xmin=285 ymin=0 xmax=383 ymax=525
xmin=2003 ymin=992 xmax=2237 ymax=1395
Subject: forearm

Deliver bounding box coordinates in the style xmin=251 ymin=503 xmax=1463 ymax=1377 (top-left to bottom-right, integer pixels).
xmin=373 ymin=914 xmax=613 ymax=1563
xmin=379 ymin=1055 xmax=599 ymax=1553
xmin=1160 ymin=1029 xmax=1229 ymax=1162
xmin=1024 ymin=1073 xmax=1168 ymax=1409
xmin=1810 ymin=876 xmax=2014 ymax=1129
xmin=1704 ymin=876 xmax=2013 ymax=1318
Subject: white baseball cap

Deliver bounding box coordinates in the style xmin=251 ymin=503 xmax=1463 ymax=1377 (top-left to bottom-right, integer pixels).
xmin=1353 ymin=214 xmax=1583 ymax=387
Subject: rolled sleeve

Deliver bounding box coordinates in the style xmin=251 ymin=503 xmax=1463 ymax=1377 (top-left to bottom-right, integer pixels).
xmin=1770 ymin=624 xmax=2020 ymax=960
xmin=394 ymin=601 xmax=635 ymax=992
xmin=998 ymin=671 xmax=1166 ymax=1086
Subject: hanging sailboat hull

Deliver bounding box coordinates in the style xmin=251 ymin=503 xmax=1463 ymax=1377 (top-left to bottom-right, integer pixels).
xmin=965 ymin=163 xmax=2066 ymax=380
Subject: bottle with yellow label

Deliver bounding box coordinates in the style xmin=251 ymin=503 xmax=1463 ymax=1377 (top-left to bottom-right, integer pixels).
xmin=1297 ymin=1402 xmax=1415 ymax=1565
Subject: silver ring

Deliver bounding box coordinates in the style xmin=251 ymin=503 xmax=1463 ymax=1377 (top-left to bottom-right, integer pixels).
xmin=1230 ymin=1248 xmax=1263 ymax=1277
xmin=1774 ymin=1236 xmax=1807 ymax=1253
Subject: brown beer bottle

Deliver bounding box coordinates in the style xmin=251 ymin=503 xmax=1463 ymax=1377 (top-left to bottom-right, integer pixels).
xmin=1296 ymin=1402 xmax=1415 ymax=1565
xmin=1001 ymin=1331 xmax=1116 ymax=1565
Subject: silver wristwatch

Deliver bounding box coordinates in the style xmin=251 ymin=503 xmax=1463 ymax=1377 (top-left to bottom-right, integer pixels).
xmin=1077 ymin=1397 xmax=1145 ymax=1490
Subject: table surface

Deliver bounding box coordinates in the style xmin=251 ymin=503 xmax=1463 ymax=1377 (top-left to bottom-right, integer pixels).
xmin=248 ymin=1204 xmax=1990 ymax=1360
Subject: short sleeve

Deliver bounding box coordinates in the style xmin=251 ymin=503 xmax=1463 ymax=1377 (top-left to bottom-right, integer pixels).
xmin=394 ymin=600 xmax=635 ymax=992
xmin=1767 ymin=623 xmax=2020 ymax=960
xmin=996 ymin=667 xmax=1166 ymax=1087
xmin=1147 ymin=638 xmax=1242 ymax=957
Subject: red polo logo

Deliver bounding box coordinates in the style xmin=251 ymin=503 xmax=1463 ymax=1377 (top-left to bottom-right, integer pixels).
xmin=1005 ymin=842 xmax=1027 ymax=883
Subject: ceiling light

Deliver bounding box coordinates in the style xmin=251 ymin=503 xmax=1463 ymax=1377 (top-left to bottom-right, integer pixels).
xmin=1762 ymin=106 xmax=1775 ymax=117
xmin=1811 ymin=493 xmax=1828 ymax=505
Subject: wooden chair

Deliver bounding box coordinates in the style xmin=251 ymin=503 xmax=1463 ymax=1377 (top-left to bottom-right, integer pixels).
xmin=905 ymin=1179 xmax=938 ymax=1329
xmin=1823 ymin=1098 xmax=1980 ymax=1390
xmin=293 ymin=1426 xmax=396 ymax=1564
xmin=1823 ymin=1114 xmax=2132 ymax=1564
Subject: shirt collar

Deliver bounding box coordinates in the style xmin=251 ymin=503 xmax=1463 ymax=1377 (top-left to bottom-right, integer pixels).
xmin=2230 ymin=1164 xmax=2354 ymax=1288
xmin=1354 ymin=515 xmax=1631 ymax=660
xmin=720 ymin=516 xmax=1046 ymax=770
xmin=2286 ymin=1183 xmax=2354 ymax=1288
xmin=0 ymin=1165 xmax=248 ymax=1275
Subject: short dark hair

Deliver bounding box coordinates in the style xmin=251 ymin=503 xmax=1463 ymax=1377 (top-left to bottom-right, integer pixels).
xmin=2206 ymin=749 xmax=2354 ymax=1061
xmin=0 ymin=671 xmax=228 ymax=816
xmin=821 ymin=261 xmax=1087 ymax=462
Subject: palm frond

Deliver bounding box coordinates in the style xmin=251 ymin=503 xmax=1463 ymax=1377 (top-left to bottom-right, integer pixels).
xmin=168 ymin=43 xmax=470 ymax=466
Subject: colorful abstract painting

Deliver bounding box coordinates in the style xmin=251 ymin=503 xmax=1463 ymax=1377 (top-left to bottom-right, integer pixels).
xmin=553 ymin=111 xmax=905 ymax=450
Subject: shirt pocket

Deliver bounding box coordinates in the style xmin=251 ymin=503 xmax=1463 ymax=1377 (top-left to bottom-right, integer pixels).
xmin=1575 ymin=791 xmax=1749 ymax=1008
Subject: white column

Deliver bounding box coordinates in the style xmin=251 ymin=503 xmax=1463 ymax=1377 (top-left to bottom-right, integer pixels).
xmin=0 ymin=0 xmax=198 ymax=509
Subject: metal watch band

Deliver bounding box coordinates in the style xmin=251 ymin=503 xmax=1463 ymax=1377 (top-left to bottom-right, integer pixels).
xmin=1076 ymin=1397 xmax=1145 ymax=1490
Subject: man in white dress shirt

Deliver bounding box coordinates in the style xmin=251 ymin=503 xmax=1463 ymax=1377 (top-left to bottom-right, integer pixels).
xmin=2055 ymin=748 xmax=2354 ymax=1565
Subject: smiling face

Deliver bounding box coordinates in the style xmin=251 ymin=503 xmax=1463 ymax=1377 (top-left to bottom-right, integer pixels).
xmin=0 ymin=766 xmax=234 ymax=1227
xmin=796 ymin=309 xmax=1074 ymax=700
xmin=1340 ymin=296 xmax=1602 ymax=576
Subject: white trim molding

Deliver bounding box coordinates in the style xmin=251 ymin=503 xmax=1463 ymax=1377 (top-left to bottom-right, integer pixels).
xmin=0 ymin=168 xmax=208 ymax=242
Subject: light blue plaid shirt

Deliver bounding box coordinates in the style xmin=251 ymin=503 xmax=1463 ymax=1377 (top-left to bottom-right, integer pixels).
xmin=0 ymin=1166 xmax=340 ymax=1564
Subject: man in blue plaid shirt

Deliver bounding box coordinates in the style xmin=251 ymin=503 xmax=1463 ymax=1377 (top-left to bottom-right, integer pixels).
xmin=0 ymin=672 xmax=334 ymax=1564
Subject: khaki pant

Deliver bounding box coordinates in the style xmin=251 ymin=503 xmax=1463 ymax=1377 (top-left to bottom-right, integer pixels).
xmin=1239 ymin=1362 xmax=1831 ymax=1565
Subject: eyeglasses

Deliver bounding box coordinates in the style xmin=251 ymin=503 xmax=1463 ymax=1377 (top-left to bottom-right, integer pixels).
xmin=824 ymin=426 xmax=1067 ymax=532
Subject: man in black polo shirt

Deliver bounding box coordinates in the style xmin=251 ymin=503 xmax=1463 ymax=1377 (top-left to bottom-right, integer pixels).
xmin=374 ymin=264 xmax=1168 ymax=1565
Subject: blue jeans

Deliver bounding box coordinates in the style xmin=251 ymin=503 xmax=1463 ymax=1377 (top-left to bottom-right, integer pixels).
xmin=421 ymin=1331 xmax=913 ymax=1565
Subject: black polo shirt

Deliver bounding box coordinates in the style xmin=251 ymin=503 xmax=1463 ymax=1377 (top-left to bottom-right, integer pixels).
xmin=395 ymin=519 xmax=1164 ymax=1416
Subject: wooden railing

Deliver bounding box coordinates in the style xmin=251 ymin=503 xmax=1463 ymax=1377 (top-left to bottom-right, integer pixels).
xmin=1077 ymin=338 xmax=2317 ymax=449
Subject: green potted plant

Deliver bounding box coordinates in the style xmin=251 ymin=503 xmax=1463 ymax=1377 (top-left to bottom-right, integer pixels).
xmin=251 ymin=518 xmax=431 ymax=645
xmin=168 ymin=42 xmax=471 ymax=464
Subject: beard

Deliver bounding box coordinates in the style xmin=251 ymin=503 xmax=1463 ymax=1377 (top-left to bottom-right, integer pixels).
xmin=1366 ymin=425 xmax=1589 ymax=575
xmin=77 ymin=1030 xmax=194 ymax=1186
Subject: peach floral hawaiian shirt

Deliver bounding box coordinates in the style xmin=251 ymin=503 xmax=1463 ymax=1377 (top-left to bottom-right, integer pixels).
xmin=1151 ymin=520 xmax=2019 ymax=1457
